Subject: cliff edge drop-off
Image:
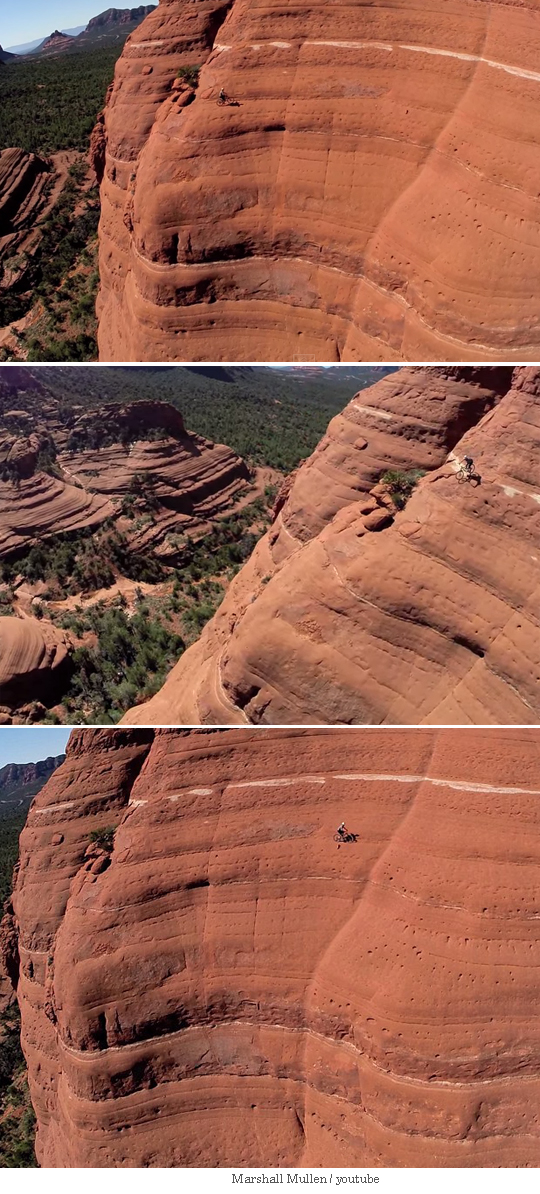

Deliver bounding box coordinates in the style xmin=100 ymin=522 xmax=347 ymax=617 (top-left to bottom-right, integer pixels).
xmin=123 ymin=365 xmax=540 ymax=727
xmin=95 ymin=0 xmax=540 ymax=362
xmin=3 ymin=726 xmax=540 ymax=1166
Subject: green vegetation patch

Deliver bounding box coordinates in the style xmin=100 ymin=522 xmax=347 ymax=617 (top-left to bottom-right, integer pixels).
xmin=0 ymin=1003 xmax=37 ymax=1168
xmin=53 ymin=598 xmax=185 ymax=724
xmin=0 ymin=46 xmax=121 ymax=155
xmin=34 ymin=366 xmax=392 ymax=472
xmin=34 ymin=491 xmax=277 ymax=723
xmin=88 ymin=825 xmax=116 ymax=852
xmin=381 ymin=468 xmax=425 ymax=510
xmin=176 ymin=65 xmax=200 ymax=88
xmin=0 ymin=810 xmax=26 ymax=908
xmin=0 ymin=525 xmax=164 ymax=595
xmin=0 ymin=162 xmax=99 ymax=357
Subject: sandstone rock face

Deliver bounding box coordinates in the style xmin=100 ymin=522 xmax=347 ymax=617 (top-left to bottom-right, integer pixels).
xmin=0 ymin=617 xmax=71 ymax=712
xmin=5 ymin=726 xmax=540 ymax=1167
xmin=124 ymin=365 xmax=540 ymax=726
xmin=96 ymin=1 xmax=540 ymax=362
xmin=265 ymin=366 xmax=510 ymax=549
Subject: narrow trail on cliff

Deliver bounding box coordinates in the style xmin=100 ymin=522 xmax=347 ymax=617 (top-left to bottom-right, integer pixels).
xmin=212 ymin=38 xmax=540 ymax=87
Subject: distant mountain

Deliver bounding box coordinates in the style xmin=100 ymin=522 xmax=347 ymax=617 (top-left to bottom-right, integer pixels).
xmin=40 ymin=30 xmax=75 ymax=51
xmin=262 ymin=365 xmax=399 ymax=388
xmin=182 ymin=365 xmax=253 ymax=384
xmin=76 ymin=6 xmax=156 ymax=44
xmin=4 ymin=37 xmax=44 ymax=55
xmin=7 ymin=7 xmax=156 ymax=58
xmin=86 ymin=6 xmax=156 ymax=30
xmin=6 ymin=27 xmax=86 ymax=54
xmin=0 ymin=755 xmax=65 ymax=816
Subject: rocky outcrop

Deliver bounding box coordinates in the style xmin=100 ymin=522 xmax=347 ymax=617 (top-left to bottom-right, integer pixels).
xmin=0 ymin=149 xmax=53 ymax=262
xmin=37 ymin=31 xmax=74 ymax=53
xmin=67 ymin=399 xmax=187 ymax=445
xmin=0 ymin=46 xmax=17 ymax=63
xmin=0 ymin=464 xmax=113 ymax=558
xmin=90 ymin=113 xmax=107 ymax=185
xmin=96 ymin=1 xmax=540 ymax=362
xmin=0 ymin=400 xmax=251 ymax=562
xmin=124 ymin=365 xmax=540 ymax=726
xmin=5 ymin=726 xmax=540 ymax=1167
xmin=0 ymin=617 xmax=71 ymax=715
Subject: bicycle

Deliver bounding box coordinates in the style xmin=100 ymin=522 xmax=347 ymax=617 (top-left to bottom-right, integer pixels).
xmin=333 ymin=831 xmax=357 ymax=844
xmin=217 ymin=93 xmax=239 ymax=107
xmin=456 ymin=464 xmax=481 ymax=485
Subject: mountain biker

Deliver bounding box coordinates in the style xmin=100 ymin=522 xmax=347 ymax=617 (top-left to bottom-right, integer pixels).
xmin=463 ymin=456 xmax=475 ymax=476
xmin=336 ymin=821 xmax=348 ymax=840
xmin=218 ymin=88 xmax=226 ymax=103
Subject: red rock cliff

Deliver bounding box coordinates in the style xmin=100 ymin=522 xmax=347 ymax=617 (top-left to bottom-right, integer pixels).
xmin=5 ymin=726 xmax=540 ymax=1166
xmin=124 ymin=364 xmax=540 ymax=726
xmin=96 ymin=1 xmax=540 ymax=361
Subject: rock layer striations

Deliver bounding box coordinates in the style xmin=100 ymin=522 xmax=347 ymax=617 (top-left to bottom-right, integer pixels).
xmin=96 ymin=1 xmax=540 ymax=361
xmin=0 ymin=399 xmax=251 ymax=562
xmin=125 ymin=365 xmax=540 ymax=726
xmin=4 ymin=726 xmax=540 ymax=1166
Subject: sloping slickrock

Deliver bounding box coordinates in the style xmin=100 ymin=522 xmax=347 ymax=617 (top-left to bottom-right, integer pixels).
xmin=63 ymin=439 xmax=245 ymax=503
xmin=123 ymin=365 xmax=540 ymax=726
xmin=0 ymin=468 xmax=114 ymax=558
xmin=59 ymin=399 xmax=251 ymax=557
xmin=0 ymin=617 xmax=71 ymax=710
xmin=5 ymin=726 xmax=540 ymax=1167
xmin=64 ymin=436 xmax=251 ymax=557
xmin=36 ymin=31 xmax=74 ymax=54
xmin=96 ymin=1 xmax=540 ymax=362
xmin=269 ymin=366 xmax=510 ymax=550
xmin=0 ymin=149 xmax=53 ymax=261
xmin=0 ymin=401 xmax=251 ymax=561
xmin=62 ymin=400 xmax=249 ymax=510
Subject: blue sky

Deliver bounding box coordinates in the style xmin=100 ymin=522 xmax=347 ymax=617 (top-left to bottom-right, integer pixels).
xmin=0 ymin=728 xmax=71 ymax=768
xmin=3 ymin=2 xmax=98 ymax=49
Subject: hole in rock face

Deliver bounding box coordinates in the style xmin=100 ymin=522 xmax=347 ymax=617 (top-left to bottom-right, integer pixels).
xmin=168 ymin=233 xmax=179 ymax=265
xmin=229 ymin=680 xmax=261 ymax=710
xmin=95 ymin=1011 xmax=108 ymax=1050
xmin=453 ymin=634 xmax=485 ymax=658
xmin=185 ymin=878 xmax=210 ymax=889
